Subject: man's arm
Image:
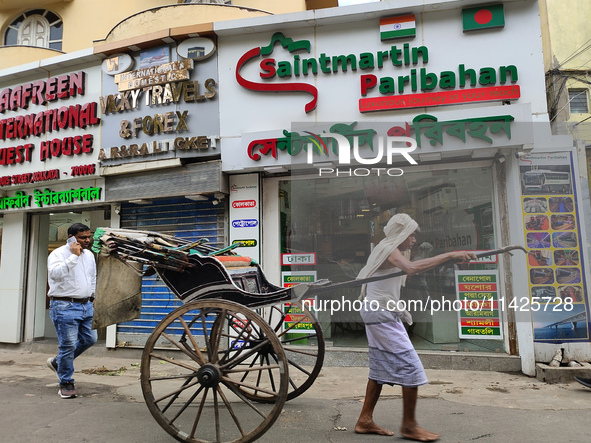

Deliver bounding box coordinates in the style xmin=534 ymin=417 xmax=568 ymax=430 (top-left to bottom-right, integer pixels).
xmin=47 ymin=248 xmax=80 ymax=281
xmin=87 ymin=251 xmax=97 ymax=294
xmin=385 ymin=249 xmax=477 ymax=276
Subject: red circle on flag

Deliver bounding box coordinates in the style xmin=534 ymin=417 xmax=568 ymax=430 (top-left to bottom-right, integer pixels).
xmin=474 ymin=9 xmax=493 ymax=24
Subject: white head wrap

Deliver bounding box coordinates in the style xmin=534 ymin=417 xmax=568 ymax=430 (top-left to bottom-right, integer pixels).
xmin=357 ymin=213 xmax=418 ymax=281
xmin=356 ymin=213 xmax=418 ymax=323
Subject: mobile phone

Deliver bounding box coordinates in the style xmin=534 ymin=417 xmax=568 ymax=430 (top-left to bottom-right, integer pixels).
xmin=67 ymin=236 xmax=77 ymax=246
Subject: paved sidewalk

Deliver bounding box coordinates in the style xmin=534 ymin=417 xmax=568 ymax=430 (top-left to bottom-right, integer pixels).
xmin=1 ymin=347 xmax=590 ymax=442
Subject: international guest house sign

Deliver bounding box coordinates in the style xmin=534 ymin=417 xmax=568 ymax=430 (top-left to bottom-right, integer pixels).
xmin=0 ymin=69 xmax=103 ymax=210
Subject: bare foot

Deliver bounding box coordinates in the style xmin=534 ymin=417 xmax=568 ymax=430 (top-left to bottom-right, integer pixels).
xmin=400 ymin=425 xmax=440 ymax=441
xmin=355 ymin=419 xmax=394 ymax=436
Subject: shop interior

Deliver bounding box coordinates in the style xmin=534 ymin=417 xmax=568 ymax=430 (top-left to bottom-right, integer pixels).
xmin=279 ymin=165 xmax=504 ymax=353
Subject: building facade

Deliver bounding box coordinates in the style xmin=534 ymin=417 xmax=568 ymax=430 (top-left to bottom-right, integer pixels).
xmin=0 ymin=0 xmax=589 ymax=376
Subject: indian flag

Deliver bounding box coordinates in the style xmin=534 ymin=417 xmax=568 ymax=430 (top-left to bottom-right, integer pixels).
xmin=380 ymin=15 xmax=416 ymax=41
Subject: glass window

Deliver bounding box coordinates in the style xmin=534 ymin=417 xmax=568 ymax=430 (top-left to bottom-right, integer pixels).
xmin=3 ymin=10 xmax=62 ymax=51
xmin=569 ymin=89 xmax=589 ymax=114
xmin=279 ymin=166 xmax=504 ymax=352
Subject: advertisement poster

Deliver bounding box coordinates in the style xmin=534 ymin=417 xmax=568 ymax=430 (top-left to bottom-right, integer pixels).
xmin=281 ymin=271 xmax=317 ymax=334
xmin=229 ymin=173 xmax=260 ymax=263
xmin=456 ymin=270 xmax=503 ymax=339
xmin=520 ymin=152 xmax=590 ymax=341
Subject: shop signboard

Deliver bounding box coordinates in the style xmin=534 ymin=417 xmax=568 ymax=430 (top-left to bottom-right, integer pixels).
xmin=0 ymin=66 xmax=103 ymax=210
xmin=281 ymin=252 xmax=316 ymax=265
xmin=99 ymin=37 xmax=220 ymax=168
xmin=519 ymin=152 xmax=589 ymax=342
xmin=219 ymin=1 xmax=545 ymax=173
xmin=226 ymin=103 xmax=534 ymax=171
xmin=455 ymin=270 xmax=503 ymax=339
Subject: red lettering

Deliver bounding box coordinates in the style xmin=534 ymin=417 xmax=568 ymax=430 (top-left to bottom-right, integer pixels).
xmin=45 ymin=77 xmax=57 ymax=101
xmin=68 ymin=104 xmax=80 ymax=128
xmin=31 ymin=81 xmax=45 ymax=106
xmin=57 ymin=106 xmax=69 ymax=129
xmin=0 ymin=88 xmax=10 ymax=113
xmin=4 ymin=118 xmax=14 ymax=139
xmin=50 ymin=139 xmax=61 ymax=158
xmin=73 ymin=136 xmax=82 ymax=154
xmin=40 ymin=140 xmax=50 ymax=161
xmin=61 ymin=136 xmax=72 ymax=156
xmin=360 ymin=74 xmax=377 ymax=96
xmin=6 ymin=146 xmax=14 ymax=164
xmin=259 ymin=58 xmax=276 ymax=79
xmin=23 ymin=144 xmax=34 ymax=162
xmin=56 ymin=75 xmax=69 ymax=99
xmin=82 ymin=134 xmax=93 ymax=153
xmin=9 ymin=86 xmax=21 ymax=111
xmin=20 ymin=83 xmax=32 ymax=109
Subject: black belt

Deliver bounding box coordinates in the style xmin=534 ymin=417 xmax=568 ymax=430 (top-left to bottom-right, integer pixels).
xmin=50 ymin=296 xmax=94 ymax=303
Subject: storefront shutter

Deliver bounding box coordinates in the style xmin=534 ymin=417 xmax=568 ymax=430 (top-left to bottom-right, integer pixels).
xmin=115 ymin=197 xmax=225 ymax=346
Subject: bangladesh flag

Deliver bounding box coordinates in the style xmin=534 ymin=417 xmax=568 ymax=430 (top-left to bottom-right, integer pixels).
xmin=462 ymin=4 xmax=505 ymax=32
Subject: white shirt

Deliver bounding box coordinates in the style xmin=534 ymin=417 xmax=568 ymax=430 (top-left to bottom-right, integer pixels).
xmin=47 ymin=244 xmax=96 ymax=299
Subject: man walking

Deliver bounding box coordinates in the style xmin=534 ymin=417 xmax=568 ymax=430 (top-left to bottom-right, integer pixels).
xmin=46 ymin=223 xmax=97 ymax=398
xmin=354 ymin=213 xmax=476 ymax=441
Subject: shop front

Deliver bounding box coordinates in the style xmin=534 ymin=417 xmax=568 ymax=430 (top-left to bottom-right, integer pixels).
xmin=95 ymin=34 xmax=227 ymax=346
xmin=217 ymin=0 xmax=590 ymax=374
xmin=0 ymin=57 xmax=106 ymax=343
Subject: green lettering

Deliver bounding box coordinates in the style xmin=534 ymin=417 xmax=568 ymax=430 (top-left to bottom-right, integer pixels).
xmin=499 ymin=65 xmax=518 ymax=83
xmin=459 ymin=64 xmax=476 ymax=87
xmin=277 ymin=61 xmax=292 ymax=77
xmin=479 ymin=67 xmax=496 ymax=85
xmin=412 ymin=46 xmax=429 ymax=64
xmin=359 ymin=53 xmax=375 ymax=69
xmin=378 ymin=77 xmax=395 ymax=94
xmin=302 ymin=58 xmax=317 ymax=75
xmin=439 ymin=71 xmax=456 ymax=89
xmin=332 ymin=55 xmax=357 ymax=72
xmin=420 ymin=68 xmax=437 ymax=91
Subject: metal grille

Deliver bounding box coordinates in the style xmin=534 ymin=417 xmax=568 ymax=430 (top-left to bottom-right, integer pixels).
xmin=116 ymin=197 xmax=225 ymax=346
xmin=569 ymin=89 xmax=589 ymax=114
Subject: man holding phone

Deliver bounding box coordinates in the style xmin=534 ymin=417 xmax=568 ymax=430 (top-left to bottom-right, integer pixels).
xmin=46 ymin=223 xmax=97 ymax=398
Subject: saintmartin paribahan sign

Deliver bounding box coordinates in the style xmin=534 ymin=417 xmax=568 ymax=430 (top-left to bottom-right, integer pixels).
xmin=236 ymin=30 xmax=520 ymax=113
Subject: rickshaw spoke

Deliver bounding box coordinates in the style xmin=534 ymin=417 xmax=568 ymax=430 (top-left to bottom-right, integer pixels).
xmin=168 ymin=385 xmax=205 ymax=425
xmin=179 ymin=316 xmax=206 ymax=365
xmin=216 ymin=385 xmax=246 ymax=437
xmin=189 ymin=387 xmax=208 ymax=439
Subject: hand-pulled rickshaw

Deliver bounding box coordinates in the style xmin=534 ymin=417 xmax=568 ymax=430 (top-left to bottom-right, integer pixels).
xmin=92 ymin=228 xmax=524 ymax=443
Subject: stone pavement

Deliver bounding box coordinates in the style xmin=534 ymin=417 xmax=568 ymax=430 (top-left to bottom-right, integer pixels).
xmin=1 ymin=345 xmax=590 ymax=442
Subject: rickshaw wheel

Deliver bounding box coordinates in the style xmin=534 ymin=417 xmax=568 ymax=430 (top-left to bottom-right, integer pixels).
xmin=140 ymin=299 xmax=288 ymax=443
xmin=239 ymin=301 xmax=325 ymax=403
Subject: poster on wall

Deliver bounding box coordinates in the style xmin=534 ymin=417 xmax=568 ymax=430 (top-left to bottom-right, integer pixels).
xmin=520 ymin=152 xmax=590 ymax=342
xmin=229 ymin=173 xmax=260 ymax=263
xmin=281 ymin=271 xmax=317 ymax=334
xmin=455 ymin=270 xmax=503 ymax=339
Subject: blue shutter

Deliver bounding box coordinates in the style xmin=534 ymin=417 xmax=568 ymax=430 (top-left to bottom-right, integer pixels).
xmin=115 ymin=197 xmax=225 ymax=346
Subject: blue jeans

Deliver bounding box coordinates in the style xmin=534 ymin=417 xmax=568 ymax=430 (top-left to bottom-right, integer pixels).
xmin=49 ymin=300 xmax=97 ymax=385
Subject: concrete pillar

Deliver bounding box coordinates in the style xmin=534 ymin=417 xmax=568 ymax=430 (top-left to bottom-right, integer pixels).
xmin=0 ymin=212 xmax=28 ymax=343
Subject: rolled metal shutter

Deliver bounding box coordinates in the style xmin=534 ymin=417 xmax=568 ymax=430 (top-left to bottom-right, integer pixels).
xmin=115 ymin=197 xmax=225 ymax=347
